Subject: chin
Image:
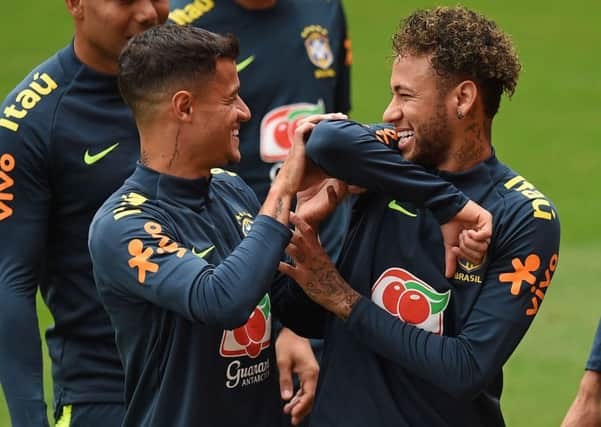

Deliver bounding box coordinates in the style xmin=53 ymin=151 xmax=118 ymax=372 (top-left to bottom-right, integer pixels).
xmin=226 ymin=152 xmax=242 ymax=165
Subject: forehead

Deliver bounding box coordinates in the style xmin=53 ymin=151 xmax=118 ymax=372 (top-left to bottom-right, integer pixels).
xmin=390 ymin=54 xmax=437 ymax=89
xmin=209 ymin=58 xmax=239 ymax=94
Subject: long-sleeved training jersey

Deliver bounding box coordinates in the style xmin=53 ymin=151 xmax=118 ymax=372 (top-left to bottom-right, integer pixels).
xmin=300 ymin=120 xmax=561 ymax=427
xmin=0 ymin=43 xmax=137 ymax=426
xmin=168 ymin=0 xmax=351 ymax=261
xmin=586 ymin=319 xmax=601 ymax=372
xmin=88 ymin=164 xmax=291 ymax=427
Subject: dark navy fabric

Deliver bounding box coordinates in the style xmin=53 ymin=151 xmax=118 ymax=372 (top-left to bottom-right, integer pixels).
xmin=169 ymin=0 xmax=351 ymax=261
xmin=586 ymin=319 xmax=601 ymax=372
xmin=89 ymin=164 xmax=291 ymax=427
xmin=54 ymin=403 xmax=125 ymax=427
xmin=299 ymin=120 xmax=561 ymax=427
xmin=0 ymin=43 xmax=136 ymax=426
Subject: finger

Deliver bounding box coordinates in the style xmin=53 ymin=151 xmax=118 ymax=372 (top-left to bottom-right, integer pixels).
xmin=292 ymin=122 xmax=316 ymax=145
xmin=460 ymin=235 xmax=489 ymax=254
xmin=466 ymin=227 xmax=492 ymax=243
xmin=290 ymin=212 xmax=316 ymax=236
xmin=278 ymin=261 xmax=298 ymax=280
xmin=290 ymin=389 xmax=314 ymax=425
xmin=456 ymin=246 xmax=485 ymax=265
xmin=298 ymin=113 xmax=348 ymax=127
xmin=444 ymin=245 xmax=458 ymax=278
xmin=285 ymin=243 xmax=306 ymax=265
xmin=277 ymin=360 xmax=294 ymax=401
xmin=347 ymin=185 xmax=367 ymax=194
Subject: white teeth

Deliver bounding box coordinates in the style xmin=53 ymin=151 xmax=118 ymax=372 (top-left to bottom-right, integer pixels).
xmin=397 ymin=130 xmax=414 ymax=140
xmin=233 ymin=130 xmax=239 ymax=136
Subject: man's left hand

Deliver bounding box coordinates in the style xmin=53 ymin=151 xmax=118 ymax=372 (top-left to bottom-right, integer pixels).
xmin=275 ymin=327 xmax=319 ymax=425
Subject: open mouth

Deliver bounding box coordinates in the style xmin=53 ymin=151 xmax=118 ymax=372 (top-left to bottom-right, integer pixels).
xmin=396 ymin=130 xmax=415 ymax=150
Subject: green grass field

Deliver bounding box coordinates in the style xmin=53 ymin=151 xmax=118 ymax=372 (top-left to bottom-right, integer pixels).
xmin=1 ymin=1 xmax=599 ymax=425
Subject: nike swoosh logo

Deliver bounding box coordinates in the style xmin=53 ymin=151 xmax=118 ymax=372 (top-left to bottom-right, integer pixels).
xmin=192 ymin=245 xmax=215 ymax=258
xmin=84 ymin=143 xmax=120 ymax=165
xmin=388 ymin=200 xmax=417 ymax=217
xmin=236 ymin=55 xmax=255 ymax=73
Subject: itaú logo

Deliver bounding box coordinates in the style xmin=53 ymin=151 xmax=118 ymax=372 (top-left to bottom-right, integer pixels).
xmin=371 ymin=267 xmax=450 ymax=335
xmin=1 ymin=72 xmax=58 ymax=132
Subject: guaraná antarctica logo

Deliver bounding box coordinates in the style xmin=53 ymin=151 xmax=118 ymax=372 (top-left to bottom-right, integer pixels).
xmin=371 ymin=267 xmax=450 ymax=335
xmin=260 ymin=100 xmax=325 ymax=163
xmin=220 ymin=294 xmax=272 ymax=359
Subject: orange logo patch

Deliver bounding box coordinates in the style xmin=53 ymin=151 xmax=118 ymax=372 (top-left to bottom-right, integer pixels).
xmin=0 ymin=153 xmax=15 ymax=221
xmin=499 ymin=253 xmax=558 ymax=316
xmin=128 ymin=239 xmax=159 ymax=284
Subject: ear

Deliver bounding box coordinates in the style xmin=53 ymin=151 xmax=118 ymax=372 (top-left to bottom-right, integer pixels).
xmin=452 ymin=80 xmax=478 ymax=120
xmin=171 ymin=90 xmax=194 ymax=123
xmin=65 ymin=0 xmax=84 ymax=19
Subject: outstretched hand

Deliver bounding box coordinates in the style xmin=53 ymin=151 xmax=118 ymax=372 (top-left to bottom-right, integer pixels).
xmin=441 ymin=200 xmax=493 ymax=278
xmin=278 ymin=213 xmax=361 ymax=320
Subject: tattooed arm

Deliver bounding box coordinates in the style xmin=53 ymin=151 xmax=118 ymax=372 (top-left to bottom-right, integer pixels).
xmin=278 ymin=213 xmax=361 ymax=320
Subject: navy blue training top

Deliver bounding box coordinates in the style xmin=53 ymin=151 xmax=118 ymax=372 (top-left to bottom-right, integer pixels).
xmin=89 ymin=165 xmax=291 ymax=427
xmin=169 ymin=0 xmax=351 ymax=261
xmin=586 ymin=319 xmax=601 ymax=372
xmin=0 ymin=43 xmax=137 ymax=426
xmin=296 ymin=120 xmax=561 ymax=427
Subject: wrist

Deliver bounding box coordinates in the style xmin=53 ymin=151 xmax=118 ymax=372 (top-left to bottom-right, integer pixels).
xmin=334 ymin=289 xmax=362 ymax=320
xmin=259 ymin=188 xmax=293 ymax=224
xmin=578 ymin=370 xmax=601 ymax=400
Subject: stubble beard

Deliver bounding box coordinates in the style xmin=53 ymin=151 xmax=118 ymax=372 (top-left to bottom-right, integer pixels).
xmin=411 ymin=102 xmax=452 ymax=170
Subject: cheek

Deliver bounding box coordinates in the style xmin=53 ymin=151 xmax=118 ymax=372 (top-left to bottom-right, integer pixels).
xmin=156 ymin=2 xmax=171 ymax=24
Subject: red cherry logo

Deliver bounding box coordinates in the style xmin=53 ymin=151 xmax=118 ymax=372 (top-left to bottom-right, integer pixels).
xmin=382 ymin=282 xmax=406 ymax=314
xmin=246 ymin=308 xmax=267 ymax=343
xmin=398 ymin=290 xmax=430 ymax=324
xmin=274 ymin=121 xmax=291 ymax=149
xmin=246 ymin=342 xmax=262 ymax=358
xmin=233 ymin=326 xmax=250 ymax=347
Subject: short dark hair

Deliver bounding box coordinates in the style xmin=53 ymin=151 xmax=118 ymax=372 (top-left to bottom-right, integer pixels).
xmin=118 ymin=24 xmax=239 ymax=118
xmin=393 ymin=6 xmax=521 ymax=118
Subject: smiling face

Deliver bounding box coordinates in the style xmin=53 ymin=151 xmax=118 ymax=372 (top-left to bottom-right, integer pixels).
xmin=382 ymin=54 xmax=454 ymax=170
xmin=188 ymin=58 xmax=251 ymax=170
xmin=70 ymin=0 xmax=170 ymax=74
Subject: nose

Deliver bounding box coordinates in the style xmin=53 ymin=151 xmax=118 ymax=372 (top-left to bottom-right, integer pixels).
xmin=134 ymin=0 xmax=160 ymax=27
xmin=237 ymin=97 xmax=252 ymax=123
xmin=382 ymin=97 xmax=402 ymax=124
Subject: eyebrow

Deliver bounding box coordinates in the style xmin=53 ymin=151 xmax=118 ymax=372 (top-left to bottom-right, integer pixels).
xmin=392 ymin=84 xmax=413 ymax=93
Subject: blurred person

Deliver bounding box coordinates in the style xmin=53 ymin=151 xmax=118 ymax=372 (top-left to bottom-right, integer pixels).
xmin=562 ymin=319 xmax=601 ymax=427
xmin=168 ymin=1 xmax=351 ymax=423
xmin=0 ymin=1 xmax=169 ymax=426
xmin=278 ymin=6 xmax=561 ymax=427
xmin=88 ymin=24 xmax=337 ymax=427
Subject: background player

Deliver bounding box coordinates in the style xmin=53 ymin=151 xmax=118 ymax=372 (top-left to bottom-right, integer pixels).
xmin=278 ymin=6 xmax=561 ymax=426
xmin=168 ymin=1 xmax=352 ymax=422
xmin=0 ymin=1 xmax=169 ymax=426
xmin=562 ymin=318 xmax=601 ymax=427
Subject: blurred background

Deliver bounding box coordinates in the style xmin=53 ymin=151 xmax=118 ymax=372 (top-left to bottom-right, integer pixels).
xmin=0 ymin=1 xmax=599 ymax=425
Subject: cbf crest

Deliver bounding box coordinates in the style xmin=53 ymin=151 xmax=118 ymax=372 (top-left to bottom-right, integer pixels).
xmin=235 ymin=212 xmax=254 ymax=236
xmin=301 ymin=25 xmax=335 ymax=78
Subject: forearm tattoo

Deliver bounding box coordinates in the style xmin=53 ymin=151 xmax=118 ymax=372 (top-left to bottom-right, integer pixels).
xmin=304 ymin=258 xmax=361 ymax=320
